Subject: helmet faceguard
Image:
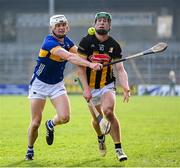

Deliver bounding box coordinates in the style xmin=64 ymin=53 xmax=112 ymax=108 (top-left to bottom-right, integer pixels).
xmin=50 ymin=15 xmax=69 ymax=39
xmin=94 ymin=12 xmax=112 ymax=35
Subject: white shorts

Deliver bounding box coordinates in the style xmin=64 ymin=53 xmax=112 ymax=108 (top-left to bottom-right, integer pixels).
xmin=90 ymin=82 xmax=115 ymax=106
xmin=28 ymin=78 xmax=67 ymax=100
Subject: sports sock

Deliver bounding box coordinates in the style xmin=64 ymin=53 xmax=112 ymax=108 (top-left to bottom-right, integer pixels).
xmin=115 ymin=143 xmax=121 ymax=149
xmin=27 ymin=146 xmax=34 ymax=154
xmin=48 ymin=120 xmax=55 ymax=130
xmin=97 ymin=114 xmax=103 ymax=123
xmin=98 ymin=135 xmax=104 ymax=140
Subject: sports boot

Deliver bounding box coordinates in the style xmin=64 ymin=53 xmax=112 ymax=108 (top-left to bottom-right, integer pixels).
xmin=98 ymin=135 xmax=106 ymax=156
xmin=45 ymin=120 xmax=54 ymax=145
xmin=116 ymin=148 xmax=128 ymax=161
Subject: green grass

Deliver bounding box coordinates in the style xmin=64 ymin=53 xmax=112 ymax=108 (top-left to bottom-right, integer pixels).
xmin=0 ymin=95 xmax=180 ymax=167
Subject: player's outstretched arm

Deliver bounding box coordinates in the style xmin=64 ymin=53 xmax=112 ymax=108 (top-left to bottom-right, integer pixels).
xmin=52 ymin=47 xmax=102 ymax=70
xmin=115 ymin=62 xmax=130 ymax=102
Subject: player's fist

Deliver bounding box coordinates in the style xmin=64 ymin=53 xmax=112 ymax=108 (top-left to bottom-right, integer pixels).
xmin=89 ymin=62 xmax=103 ymax=70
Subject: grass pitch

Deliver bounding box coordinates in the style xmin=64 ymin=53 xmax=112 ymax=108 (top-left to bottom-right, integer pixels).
xmin=0 ymin=95 xmax=180 ymax=167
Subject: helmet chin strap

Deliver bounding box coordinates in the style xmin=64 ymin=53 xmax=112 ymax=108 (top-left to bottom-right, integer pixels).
xmin=52 ymin=31 xmax=66 ymax=39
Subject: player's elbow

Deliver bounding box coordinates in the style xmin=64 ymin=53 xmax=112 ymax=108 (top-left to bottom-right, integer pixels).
xmin=66 ymin=54 xmax=77 ymax=62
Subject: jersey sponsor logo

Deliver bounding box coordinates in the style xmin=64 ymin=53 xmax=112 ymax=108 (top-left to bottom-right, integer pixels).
xmin=89 ymin=54 xmax=110 ymax=63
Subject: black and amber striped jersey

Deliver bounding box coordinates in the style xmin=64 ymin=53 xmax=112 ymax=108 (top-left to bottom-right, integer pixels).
xmin=78 ymin=34 xmax=122 ymax=89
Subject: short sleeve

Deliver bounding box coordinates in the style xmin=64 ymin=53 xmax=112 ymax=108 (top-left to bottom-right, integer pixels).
xmin=112 ymin=42 xmax=122 ymax=60
xmin=41 ymin=38 xmax=61 ymax=53
xmin=77 ymin=37 xmax=89 ymax=59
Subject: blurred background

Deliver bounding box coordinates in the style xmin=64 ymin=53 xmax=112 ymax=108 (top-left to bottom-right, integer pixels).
xmin=0 ymin=0 xmax=179 ymax=95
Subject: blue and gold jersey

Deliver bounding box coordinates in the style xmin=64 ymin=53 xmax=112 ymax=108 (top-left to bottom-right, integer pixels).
xmin=32 ymin=34 xmax=74 ymax=84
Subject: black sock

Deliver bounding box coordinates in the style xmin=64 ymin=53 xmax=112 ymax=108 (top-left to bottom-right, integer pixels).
xmin=115 ymin=143 xmax=121 ymax=149
xmin=98 ymin=135 xmax=104 ymax=140
xmin=28 ymin=146 xmax=33 ymax=151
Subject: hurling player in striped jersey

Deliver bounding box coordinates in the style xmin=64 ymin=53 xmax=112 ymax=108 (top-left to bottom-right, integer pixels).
xmin=77 ymin=12 xmax=130 ymax=162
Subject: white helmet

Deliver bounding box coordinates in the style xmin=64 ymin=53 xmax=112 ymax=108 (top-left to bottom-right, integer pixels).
xmin=49 ymin=15 xmax=68 ymax=27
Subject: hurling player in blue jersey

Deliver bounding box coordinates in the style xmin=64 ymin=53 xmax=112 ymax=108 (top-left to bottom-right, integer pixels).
xmin=25 ymin=15 xmax=102 ymax=160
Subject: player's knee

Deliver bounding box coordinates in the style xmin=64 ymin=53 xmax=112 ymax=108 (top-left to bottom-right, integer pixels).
xmin=103 ymin=107 xmax=114 ymax=120
xmin=62 ymin=115 xmax=70 ymax=123
xmin=57 ymin=114 xmax=70 ymax=124
xmin=31 ymin=120 xmax=41 ymax=129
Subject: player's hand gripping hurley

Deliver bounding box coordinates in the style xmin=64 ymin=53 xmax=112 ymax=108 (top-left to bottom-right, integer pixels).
xmin=103 ymin=42 xmax=168 ymax=67
xmin=75 ymin=78 xmax=111 ymax=135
